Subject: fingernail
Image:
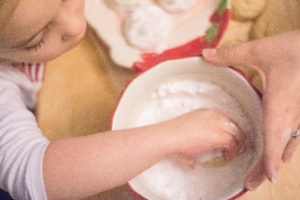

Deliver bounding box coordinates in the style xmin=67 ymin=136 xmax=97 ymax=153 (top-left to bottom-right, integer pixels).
xmin=203 ymin=48 xmax=217 ymax=57
xmin=268 ymin=169 xmax=278 ymax=184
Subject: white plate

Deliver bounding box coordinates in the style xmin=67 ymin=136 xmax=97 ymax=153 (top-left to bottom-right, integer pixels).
xmin=85 ymin=0 xmax=230 ymax=70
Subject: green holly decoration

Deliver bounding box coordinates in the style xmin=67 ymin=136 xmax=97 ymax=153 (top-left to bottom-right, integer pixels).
xmin=205 ymin=23 xmax=219 ymax=43
xmin=217 ymin=0 xmax=228 ymax=17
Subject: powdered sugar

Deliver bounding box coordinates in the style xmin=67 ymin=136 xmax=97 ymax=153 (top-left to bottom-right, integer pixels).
xmin=133 ymin=79 xmax=256 ymax=200
xmin=123 ymin=6 xmax=172 ymax=52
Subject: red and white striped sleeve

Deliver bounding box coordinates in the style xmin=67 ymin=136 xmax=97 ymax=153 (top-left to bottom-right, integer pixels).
xmin=12 ymin=62 xmax=45 ymax=83
xmin=6 ymin=62 xmax=45 ymax=110
xmin=0 ymin=63 xmax=49 ymax=200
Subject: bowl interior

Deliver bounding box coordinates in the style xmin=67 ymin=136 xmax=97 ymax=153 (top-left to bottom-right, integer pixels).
xmin=112 ymin=57 xmax=263 ymax=200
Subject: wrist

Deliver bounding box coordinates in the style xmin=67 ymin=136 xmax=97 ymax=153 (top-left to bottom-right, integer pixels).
xmin=151 ymin=120 xmax=182 ymax=156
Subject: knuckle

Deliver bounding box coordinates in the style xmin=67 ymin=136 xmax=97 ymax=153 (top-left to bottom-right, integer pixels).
xmin=219 ymin=46 xmax=238 ymax=63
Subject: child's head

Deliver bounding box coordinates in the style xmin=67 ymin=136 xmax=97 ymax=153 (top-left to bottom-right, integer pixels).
xmin=0 ymin=0 xmax=86 ymax=63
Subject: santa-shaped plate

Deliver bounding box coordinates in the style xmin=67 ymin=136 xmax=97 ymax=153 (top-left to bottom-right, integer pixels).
xmin=85 ymin=0 xmax=230 ymax=71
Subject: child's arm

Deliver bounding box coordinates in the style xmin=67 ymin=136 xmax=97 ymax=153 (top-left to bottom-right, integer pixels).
xmin=0 ymin=79 xmax=49 ymax=200
xmin=43 ymin=109 xmax=244 ymax=200
xmin=0 ymin=77 xmax=243 ymax=200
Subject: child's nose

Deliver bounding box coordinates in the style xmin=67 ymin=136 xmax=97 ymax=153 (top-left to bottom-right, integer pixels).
xmin=58 ymin=0 xmax=86 ymax=41
xmin=61 ymin=20 xmax=86 ymax=41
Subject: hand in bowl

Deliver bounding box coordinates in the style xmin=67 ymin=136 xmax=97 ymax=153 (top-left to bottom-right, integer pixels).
xmin=202 ymin=30 xmax=300 ymax=190
xmin=165 ymin=109 xmax=245 ymax=168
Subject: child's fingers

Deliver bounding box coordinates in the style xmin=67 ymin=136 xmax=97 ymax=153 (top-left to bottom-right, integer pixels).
xmin=178 ymin=155 xmax=196 ymax=169
xmin=222 ymin=133 xmax=239 ymax=161
xmin=214 ymin=112 xmax=245 ymax=154
xmin=209 ymin=129 xmax=239 ymax=161
xmin=222 ymin=121 xmax=246 ymax=153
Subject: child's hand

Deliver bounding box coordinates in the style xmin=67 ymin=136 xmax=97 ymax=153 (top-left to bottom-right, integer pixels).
xmin=162 ymin=109 xmax=245 ymax=167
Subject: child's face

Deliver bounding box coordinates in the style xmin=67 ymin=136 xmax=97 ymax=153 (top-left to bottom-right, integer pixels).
xmin=0 ymin=0 xmax=86 ymax=63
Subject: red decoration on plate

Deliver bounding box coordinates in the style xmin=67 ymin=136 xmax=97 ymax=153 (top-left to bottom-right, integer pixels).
xmin=133 ymin=8 xmax=230 ymax=71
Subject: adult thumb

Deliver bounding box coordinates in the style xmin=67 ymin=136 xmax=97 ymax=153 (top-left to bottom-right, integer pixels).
xmin=202 ymin=42 xmax=258 ymax=69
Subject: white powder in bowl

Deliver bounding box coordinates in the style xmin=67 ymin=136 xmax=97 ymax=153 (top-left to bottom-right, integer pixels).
xmin=104 ymin=0 xmax=149 ymax=12
xmin=123 ymin=6 xmax=172 ymax=52
xmin=156 ymin=0 xmax=198 ymax=13
xmin=132 ymin=80 xmax=256 ymax=200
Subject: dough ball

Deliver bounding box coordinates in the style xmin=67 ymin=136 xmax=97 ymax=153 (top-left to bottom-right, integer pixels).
xmin=123 ymin=6 xmax=172 ymax=51
xmin=104 ymin=0 xmax=149 ymax=12
xmin=251 ymin=0 xmax=300 ymax=39
xmin=231 ymin=0 xmax=267 ymax=21
xmin=156 ymin=0 xmax=198 ymax=13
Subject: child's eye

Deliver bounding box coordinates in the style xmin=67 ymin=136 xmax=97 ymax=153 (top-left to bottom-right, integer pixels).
xmin=23 ymin=38 xmax=45 ymax=51
xmin=22 ymin=25 xmax=49 ymax=52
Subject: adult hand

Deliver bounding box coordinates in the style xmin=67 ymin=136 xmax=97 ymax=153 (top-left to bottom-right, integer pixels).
xmin=202 ymin=30 xmax=300 ymax=190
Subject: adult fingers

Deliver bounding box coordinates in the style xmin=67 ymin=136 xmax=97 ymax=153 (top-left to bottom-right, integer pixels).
xmin=202 ymin=42 xmax=265 ymax=75
xmin=282 ymin=130 xmax=300 ymax=163
xmin=262 ymin=93 xmax=292 ymax=183
xmin=245 ymin=156 xmax=266 ymax=191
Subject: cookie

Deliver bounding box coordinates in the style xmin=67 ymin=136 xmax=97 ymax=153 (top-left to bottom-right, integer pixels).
xmin=231 ymin=0 xmax=267 ymax=21
xmin=251 ymin=0 xmax=300 ymax=39
xmin=123 ymin=6 xmax=172 ymax=51
xmin=220 ymin=19 xmax=253 ymax=46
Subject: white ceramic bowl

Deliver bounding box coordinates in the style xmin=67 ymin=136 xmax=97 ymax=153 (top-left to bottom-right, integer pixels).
xmin=111 ymin=57 xmax=263 ymax=200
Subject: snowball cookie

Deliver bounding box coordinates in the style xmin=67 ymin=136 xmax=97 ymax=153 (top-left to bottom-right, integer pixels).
xmin=104 ymin=0 xmax=149 ymax=12
xmin=156 ymin=0 xmax=198 ymax=13
xmin=251 ymin=0 xmax=300 ymax=39
xmin=231 ymin=0 xmax=267 ymax=21
xmin=219 ymin=19 xmax=253 ymax=46
xmin=123 ymin=6 xmax=172 ymax=52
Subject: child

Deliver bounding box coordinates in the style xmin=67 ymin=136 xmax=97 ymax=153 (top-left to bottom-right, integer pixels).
xmin=0 ymin=0 xmax=244 ymax=200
